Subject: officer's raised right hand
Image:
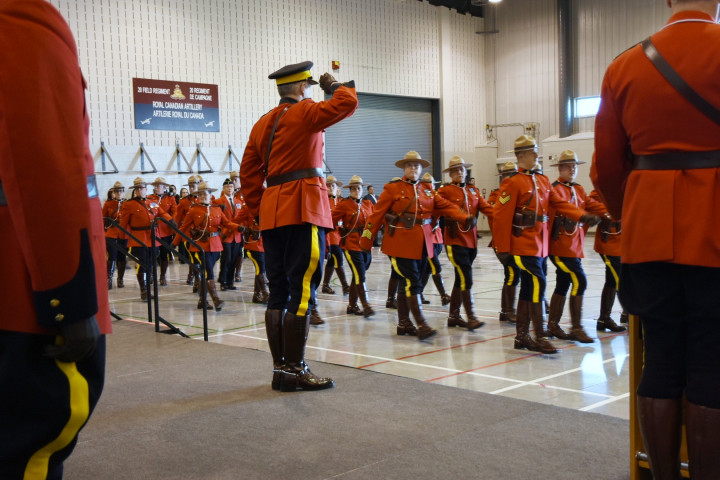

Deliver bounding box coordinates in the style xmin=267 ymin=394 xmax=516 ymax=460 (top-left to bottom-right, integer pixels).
xmin=44 ymin=316 xmax=101 ymax=363
xmin=319 ymin=73 xmax=338 ymax=95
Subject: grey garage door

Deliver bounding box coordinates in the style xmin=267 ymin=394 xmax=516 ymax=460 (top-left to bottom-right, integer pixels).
xmin=324 ymin=93 xmax=435 ymax=196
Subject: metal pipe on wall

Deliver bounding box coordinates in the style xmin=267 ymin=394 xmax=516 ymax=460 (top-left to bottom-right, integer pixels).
xmin=558 ymin=0 xmax=572 ymax=138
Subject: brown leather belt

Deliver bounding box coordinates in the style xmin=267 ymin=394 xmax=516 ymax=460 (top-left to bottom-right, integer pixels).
xmin=0 ymin=174 xmax=97 ymax=206
xmin=266 ymin=168 xmax=324 ymax=187
xmin=633 ymin=150 xmax=720 ymax=170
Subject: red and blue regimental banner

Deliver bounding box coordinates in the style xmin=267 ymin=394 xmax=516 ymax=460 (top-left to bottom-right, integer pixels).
xmin=133 ymin=78 xmax=219 ymax=132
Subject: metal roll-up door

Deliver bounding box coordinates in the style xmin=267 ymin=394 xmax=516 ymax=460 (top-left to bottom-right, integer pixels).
xmin=324 ymin=93 xmax=435 ymax=196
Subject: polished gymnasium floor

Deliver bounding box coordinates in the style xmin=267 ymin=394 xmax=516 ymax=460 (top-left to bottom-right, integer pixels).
xmin=108 ymin=232 xmax=630 ymax=421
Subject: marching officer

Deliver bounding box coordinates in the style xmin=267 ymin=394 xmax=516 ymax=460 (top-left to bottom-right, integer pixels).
xmin=588 ymin=190 xmax=628 ymax=328
xmin=215 ymin=178 xmax=243 ymax=291
xmin=492 ymin=136 xmax=599 ymax=354
xmin=240 ymin=61 xmax=358 ymax=392
xmin=229 ymin=170 xmax=246 ymax=284
xmin=174 ymin=181 xmax=242 ymax=311
xmin=102 ymin=181 xmax=128 ymax=289
xmin=234 ymin=207 xmax=269 ymax=305
xmin=359 ymin=151 xmax=473 ymax=340
xmin=176 ymin=174 xmax=201 ymax=287
xmin=437 ymin=156 xmax=494 ymax=331
xmin=418 ymin=173 xmax=451 ymax=307
xmin=332 ymin=175 xmax=375 ymax=318
xmin=488 ymin=162 xmax=519 ymax=322
xmin=119 ymin=177 xmax=172 ymax=301
xmin=146 ymin=177 xmax=177 ymax=286
xmin=546 ymin=150 xmax=610 ymax=343
xmin=321 ymin=175 xmax=351 ymax=296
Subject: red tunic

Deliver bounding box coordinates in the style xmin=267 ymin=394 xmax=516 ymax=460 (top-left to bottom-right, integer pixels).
xmin=548 ymin=179 xmax=606 ymax=258
xmin=0 ymin=0 xmax=110 ymax=334
xmin=119 ymin=197 xmax=171 ymax=248
xmin=436 ymin=183 xmax=493 ymax=249
xmin=332 ymin=198 xmax=374 ymax=252
xmin=234 ymin=207 xmax=264 ymax=253
xmin=214 ymin=194 xmax=243 ymax=243
xmin=326 ymin=196 xmax=342 ymax=246
xmin=174 ymin=203 xmax=239 ymax=253
xmin=591 ymin=10 xmax=720 ymax=267
xmin=359 ymin=178 xmax=467 ymax=259
xmin=240 ymin=85 xmax=359 ymax=230
xmin=492 ymin=169 xmax=585 ymax=257
xmin=175 ymin=194 xmax=196 ymax=224
xmin=147 ymin=193 xmax=177 ymax=238
xmin=102 ymin=199 xmax=125 ymax=240
xmin=589 ymin=190 xmax=622 ymax=257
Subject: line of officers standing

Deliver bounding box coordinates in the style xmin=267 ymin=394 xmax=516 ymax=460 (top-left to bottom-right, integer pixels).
xmin=102 ymin=171 xmax=269 ymax=312
xmin=101 ymin=133 xmax=628 ymax=355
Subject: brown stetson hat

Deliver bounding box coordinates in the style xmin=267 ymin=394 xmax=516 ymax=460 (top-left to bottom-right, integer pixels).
xmin=496 ymin=161 xmax=518 ymax=176
xmin=550 ymin=149 xmax=586 ymax=166
xmin=342 ymin=175 xmax=364 ymax=188
xmin=326 ymin=175 xmax=343 ymax=187
xmin=128 ymin=177 xmax=147 ymax=189
xmin=395 ymin=151 xmax=431 ymax=169
xmin=195 ymin=181 xmax=217 ymax=194
xmin=442 ymin=155 xmax=473 ymax=174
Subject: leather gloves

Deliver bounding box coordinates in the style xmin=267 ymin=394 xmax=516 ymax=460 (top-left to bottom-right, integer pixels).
xmin=45 ymin=316 xmax=101 ymax=363
xmin=319 ymin=73 xmax=338 ymax=96
xmin=579 ymin=213 xmax=602 ymax=227
xmin=464 ymin=215 xmax=477 ymax=230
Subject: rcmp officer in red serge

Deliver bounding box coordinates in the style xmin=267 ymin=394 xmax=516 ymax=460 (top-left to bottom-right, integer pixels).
xmin=359 ymin=151 xmax=472 ymax=341
xmin=546 ymin=150 xmax=613 ymax=344
xmin=492 ymin=136 xmax=599 ymax=354
xmin=437 ymin=156 xmax=494 ymax=331
xmin=0 ymin=1 xmax=111 ymax=477
xmin=332 ymin=175 xmax=375 ymax=318
xmin=215 ymin=178 xmax=243 ymax=291
xmin=102 ymin=181 xmax=128 ymax=289
xmin=229 ymin=170 xmax=246 ymax=284
xmin=240 ymin=61 xmax=358 ymax=392
xmin=321 ymin=175 xmax=351 ymax=296
xmin=592 ymin=1 xmax=720 ymax=477
xmin=146 ymin=177 xmax=177 ymax=287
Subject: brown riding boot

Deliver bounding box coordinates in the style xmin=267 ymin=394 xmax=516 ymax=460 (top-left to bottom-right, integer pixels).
xmin=309 ymin=305 xmax=324 ymax=325
xmin=196 ymin=281 xmax=213 ymax=310
xmin=265 ymin=309 xmax=285 ymax=390
xmin=499 ymin=284 xmax=517 ymax=322
xmin=513 ymin=300 xmax=539 ymax=351
xmin=396 ymin=291 xmax=417 ymax=336
xmin=346 ymin=281 xmax=363 ymax=315
xmin=687 ymin=402 xmax=720 ymax=480
xmin=192 ymin=269 xmax=200 ymax=293
xmin=386 ymin=275 xmax=399 ymax=309
xmin=260 ymin=274 xmax=270 ymax=303
xmin=186 ymin=266 xmax=194 ymax=286
xmin=234 ymin=255 xmax=243 ymax=283
xmin=637 ymin=396 xmax=682 ymax=480
xmin=355 ymin=282 xmax=376 ymax=318
xmin=160 ymin=258 xmax=168 ymax=286
xmin=137 ymin=272 xmax=153 ymax=301
xmin=420 ymin=270 xmax=431 ymax=304
xmin=547 ymin=293 xmax=571 ymax=339
xmin=461 ymin=289 xmax=485 ymax=330
xmin=252 ymin=275 xmax=268 ymax=304
xmin=530 ymin=301 xmax=558 ymax=354
xmin=567 ymin=295 xmax=593 ymax=343
xmin=278 ymin=311 xmax=334 ymax=392
xmin=620 ymin=311 xmax=629 ymax=324
xmin=116 ymin=257 xmax=126 ymax=288
xmin=207 ymin=279 xmax=225 ymax=311
xmin=408 ymin=294 xmax=437 ymax=340
xmin=336 ymin=267 xmax=350 ymax=295
xmin=432 ymin=274 xmax=451 ymax=306
xmin=447 ymin=287 xmax=468 ymax=328
xmin=321 ymin=265 xmax=335 ymax=294
xmin=596 ymin=284 xmax=627 ymax=332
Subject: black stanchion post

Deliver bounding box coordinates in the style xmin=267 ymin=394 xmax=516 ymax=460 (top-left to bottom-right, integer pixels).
xmin=202 ymin=251 xmax=208 ymax=341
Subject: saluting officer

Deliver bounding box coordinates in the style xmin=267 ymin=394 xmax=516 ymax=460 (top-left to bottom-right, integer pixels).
xmin=119 ymin=177 xmax=172 ymax=301
xmin=492 ymin=136 xmax=599 ymax=354
xmin=488 ymin=162 xmax=519 ymax=322
xmin=147 ymin=177 xmax=177 ymax=286
xmin=546 ymin=150 xmax=611 ymax=343
xmin=103 ymin=181 xmax=128 ymax=289
xmin=240 ymin=61 xmax=358 ymax=392
xmin=359 ymin=151 xmax=472 ymax=341
xmin=437 ymin=156 xmax=494 ymax=331
xmin=332 ymin=175 xmax=375 ymax=318
xmin=174 ymin=182 xmax=242 ymax=311
xmin=321 ymin=175 xmax=351 ymax=295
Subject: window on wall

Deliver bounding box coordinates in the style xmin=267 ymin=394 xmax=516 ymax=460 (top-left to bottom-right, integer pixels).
xmin=574 ymin=96 xmax=601 ymax=118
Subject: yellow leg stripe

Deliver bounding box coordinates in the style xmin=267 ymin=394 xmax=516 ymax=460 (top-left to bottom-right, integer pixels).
xmin=446 ymin=246 xmax=466 ymax=291
xmin=506 ymin=265 xmax=515 ymax=287
xmin=553 ymin=256 xmax=580 ymax=297
xmin=602 ymin=254 xmax=620 ymax=289
xmin=298 ymin=225 xmax=320 ymax=316
xmin=332 ymin=252 xmax=340 ymax=269
xmin=429 ymin=257 xmax=438 ymax=276
xmin=344 ymin=250 xmax=360 ymax=284
xmin=192 ymin=252 xmax=207 ymax=278
xmin=24 ymin=357 xmax=90 ymax=480
xmin=514 ymin=255 xmax=541 ymax=303
xmin=390 ymin=257 xmax=411 ymax=297
xmin=247 ymin=251 xmax=261 ymax=275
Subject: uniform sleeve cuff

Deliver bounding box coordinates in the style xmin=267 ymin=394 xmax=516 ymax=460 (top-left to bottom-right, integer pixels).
xmin=32 ymin=229 xmax=99 ymax=328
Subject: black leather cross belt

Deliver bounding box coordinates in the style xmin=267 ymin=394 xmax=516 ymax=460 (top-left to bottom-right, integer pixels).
xmin=266 ymin=168 xmax=324 ymax=187
xmin=633 ymin=150 xmax=720 ymax=170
